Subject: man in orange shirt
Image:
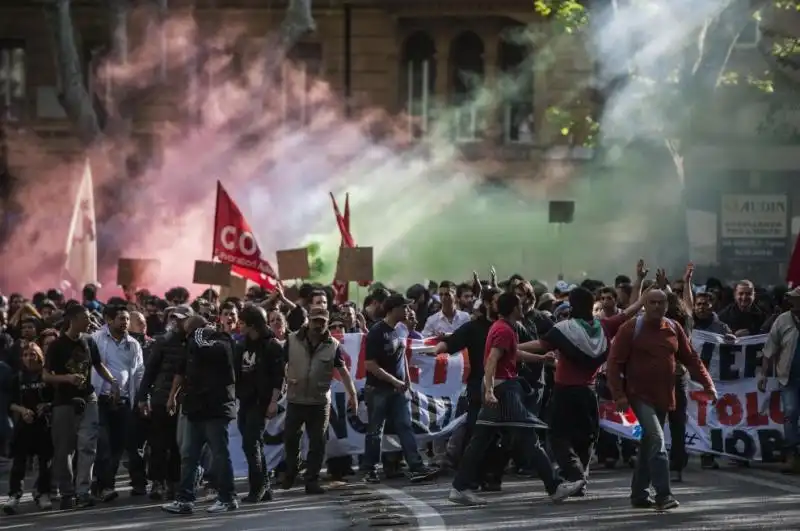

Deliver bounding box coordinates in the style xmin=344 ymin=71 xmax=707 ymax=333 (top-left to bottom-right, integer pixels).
xmin=606 ymin=289 xmax=716 ymax=511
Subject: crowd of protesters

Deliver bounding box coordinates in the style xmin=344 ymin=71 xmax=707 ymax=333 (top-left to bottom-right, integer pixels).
xmin=0 ymin=259 xmax=795 ymax=516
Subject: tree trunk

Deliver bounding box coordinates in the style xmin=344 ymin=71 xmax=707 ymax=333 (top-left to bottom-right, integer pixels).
xmin=44 ymin=0 xmax=101 ymax=146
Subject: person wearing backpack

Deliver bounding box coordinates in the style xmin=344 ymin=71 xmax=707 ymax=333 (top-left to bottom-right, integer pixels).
xmin=606 ymin=289 xmax=717 ymax=512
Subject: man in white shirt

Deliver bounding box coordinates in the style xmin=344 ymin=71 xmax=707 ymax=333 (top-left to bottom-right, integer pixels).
xmin=92 ymin=305 xmax=145 ymax=502
xmin=422 ymin=282 xmax=471 ymax=338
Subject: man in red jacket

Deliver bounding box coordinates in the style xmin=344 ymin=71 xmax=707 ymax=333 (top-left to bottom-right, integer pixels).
xmin=607 ymin=289 xmax=716 ymax=511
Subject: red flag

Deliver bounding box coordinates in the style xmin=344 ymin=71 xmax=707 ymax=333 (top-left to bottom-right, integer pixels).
xmin=213 ymin=181 xmax=278 ymax=289
xmin=787 ymin=233 xmax=800 ymax=287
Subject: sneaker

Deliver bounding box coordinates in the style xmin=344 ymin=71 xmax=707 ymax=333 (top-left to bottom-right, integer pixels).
xmin=305 ymin=482 xmax=325 ymax=495
xmin=100 ymin=489 xmax=119 ymax=502
xmin=448 ymin=488 xmax=487 ymax=506
xmin=149 ymin=482 xmax=164 ymax=501
xmin=550 ymin=479 xmax=586 ymax=503
xmin=36 ymin=494 xmax=52 ymax=510
xmin=130 ymin=485 xmax=148 ymax=496
xmin=631 ymin=497 xmax=655 ymax=509
xmin=260 ymin=489 xmax=273 ymax=502
xmin=162 ymin=500 xmax=193 ymax=514
xmin=75 ymin=494 xmax=95 ymax=509
xmin=655 ymin=496 xmax=680 ymax=511
xmin=242 ymin=488 xmax=266 ymax=503
xmin=408 ymin=466 xmax=439 ymax=483
xmin=280 ymin=475 xmax=295 ymax=490
xmin=2 ymin=495 xmax=20 ymax=515
xmin=59 ymin=496 xmax=75 ymax=511
xmin=206 ymin=499 xmax=239 ymax=514
xmin=363 ymin=471 xmax=380 ymax=484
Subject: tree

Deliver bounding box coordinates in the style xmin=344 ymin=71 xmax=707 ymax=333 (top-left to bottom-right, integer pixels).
xmin=534 ymin=0 xmax=800 ymax=270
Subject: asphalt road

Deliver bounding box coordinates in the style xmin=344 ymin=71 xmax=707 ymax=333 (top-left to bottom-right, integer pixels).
xmin=3 ymin=461 xmax=800 ymax=530
xmin=368 ymin=461 xmax=800 ymax=530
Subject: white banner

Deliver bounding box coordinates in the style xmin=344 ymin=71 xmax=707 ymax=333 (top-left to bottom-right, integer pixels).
xmin=229 ymin=334 xmax=468 ymax=475
xmin=600 ymin=329 xmax=787 ymax=462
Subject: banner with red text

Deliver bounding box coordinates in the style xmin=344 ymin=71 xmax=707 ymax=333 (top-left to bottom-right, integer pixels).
xmin=229 ymin=334 xmax=468 ymax=475
xmin=600 ymin=330 xmax=784 ymax=462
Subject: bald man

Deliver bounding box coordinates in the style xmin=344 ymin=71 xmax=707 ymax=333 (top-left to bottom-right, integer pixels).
xmin=129 ymin=311 xmax=147 ymax=335
xmin=607 ymin=288 xmax=716 ymax=511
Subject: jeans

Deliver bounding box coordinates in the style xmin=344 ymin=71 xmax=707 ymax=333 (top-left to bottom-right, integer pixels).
xmin=51 ymin=397 xmax=99 ymax=498
xmin=126 ymin=409 xmax=150 ymax=490
xmin=283 ymin=402 xmax=329 ymax=482
xmin=95 ymin=397 xmax=131 ymax=490
xmin=0 ymin=362 xmax=11 ymax=456
xmin=630 ymin=399 xmax=671 ymax=502
xmin=177 ymin=417 xmax=236 ymax=503
xmin=8 ymin=420 xmax=52 ymax=496
xmin=361 ymin=386 xmax=424 ymax=473
xmin=237 ymin=404 xmax=269 ymax=493
xmin=668 ymin=373 xmax=688 ymax=471
xmin=781 ymin=380 xmax=800 ymax=451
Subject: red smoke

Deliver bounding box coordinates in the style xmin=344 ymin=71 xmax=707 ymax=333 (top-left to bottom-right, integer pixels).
xmin=1 ymin=9 xmax=412 ymax=297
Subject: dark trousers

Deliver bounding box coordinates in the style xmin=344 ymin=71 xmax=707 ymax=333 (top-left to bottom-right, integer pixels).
xmin=8 ymin=421 xmax=52 ymax=496
xmin=237 ymin=404 xmax=270 ymax=494
xmin=669 ymin=373 xmax=688 ymax=471
xmin=177 ymin=417 xmax=236 ymax=503
xmin=95 ymin=397 xmax=130 ymax=490
xmin=550 ymin=385 xmax=599 ymax=482
xmin=453 ymin=407 xmax=560 ymax=495
xmin=283 ymin=403 xmax=329 ymax=483
xmin=127 ymin=410 xmax=149 ymax=489
xmin=149 ymin=405 xmax=180 ymax=484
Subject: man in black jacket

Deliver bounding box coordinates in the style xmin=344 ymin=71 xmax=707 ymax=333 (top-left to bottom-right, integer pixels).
xmin=136 ymin=305 xmax=193 ymax=500
xmin=235 ymin=305 xmax=284 ymax=503
xmin=162 ymin=316 xmax=238 ymax=516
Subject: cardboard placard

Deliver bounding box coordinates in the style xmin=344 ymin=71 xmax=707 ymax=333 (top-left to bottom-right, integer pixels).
xmin=192 ymin=260 xmax=232 ymax=286
xmin=276 ymin=248 xmax=310 ymax=280
xmin=335 ymin=247 xmax=374 ymax=282
xmin=220 ymin=275 xmax=247 ymax=300
xmin=117 ymin=258 xmax=160 ymax=287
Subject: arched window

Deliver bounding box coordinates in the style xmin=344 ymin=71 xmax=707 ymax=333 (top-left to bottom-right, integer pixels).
xmin=401 ymin=31 xmax=435 ymax=138
xmin=499 ymin=28 xmax=533 ymax=144
xmin=450 ymin=31 xmax=484 ymax=142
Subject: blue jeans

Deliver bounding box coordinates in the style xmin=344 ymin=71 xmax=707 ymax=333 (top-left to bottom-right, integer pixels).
xmin=781 ymin=380 xmax=800 ymax=450
xmin=630 ymin=399 xmax=671 ymax=502
xmin=177 ymin=417 xmax=236 ymax=503
xmin=361 ymin=386 xmax=423 ymax=472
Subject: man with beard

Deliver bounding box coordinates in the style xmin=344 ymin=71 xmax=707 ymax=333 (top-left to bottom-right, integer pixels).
xmin=91 ymin=305 xmax=144 ymax=502
xmin=235 ymin=305 xmax=284 ymax=502
xmin=136 ymin=304 xmax=194 ymax=499
xmin=162 ymin=316 xmax=238 ymax=515
xmin=448 ymin=292 xmax=584 ymax=506
xmin=519 ymin=287 xmax=643 ymax=496
xmin=759 ymin=287 xmax=800 ymax=474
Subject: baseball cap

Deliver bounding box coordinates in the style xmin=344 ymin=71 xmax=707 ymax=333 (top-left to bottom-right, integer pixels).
xmin=170 ymin=304 xmax=195 ymax=319
xmin=308 ymin=306 xmax=330 ymax=322
xmin=384 ymin=293 xmax=413 ymax=312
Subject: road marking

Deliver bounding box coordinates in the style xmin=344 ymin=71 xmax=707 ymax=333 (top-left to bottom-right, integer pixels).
xmin=708 ymin=470 xmax=800 ymax=495
xmin=371 ymin=485 xmax=447 ymax=531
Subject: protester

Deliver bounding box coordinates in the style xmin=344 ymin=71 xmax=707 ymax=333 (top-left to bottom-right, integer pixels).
xmin=282 ymin=306 xmax=358 ymax=494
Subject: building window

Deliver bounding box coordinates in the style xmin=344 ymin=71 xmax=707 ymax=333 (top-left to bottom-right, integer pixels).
xmin=450 ymin=32 xmax=484 ymax=142
xmin=734 ymin=13 xmax=760 ymax=49
xmin=402 ymin=31 xmax=436 ymax=138
xmin=282 ymin=42 xmax=322 ymax=126
xmin=0 ymin=41 xmax=26 ymax=121
xmin=499 ymin=30 xmax=533 ymax=144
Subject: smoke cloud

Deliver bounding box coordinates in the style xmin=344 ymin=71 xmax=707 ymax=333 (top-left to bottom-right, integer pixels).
xmin=1 ymin=1 xmax=760 ymax=296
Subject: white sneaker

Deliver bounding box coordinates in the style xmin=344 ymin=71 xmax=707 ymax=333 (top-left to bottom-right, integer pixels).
xmin=448 ymin=488 xmax=487 ymax=506
xmin=206 ymin=499 xmax=238 ymax=513
xmin=2 ymin=495 xmax=20 ymax=515
xmin=551 ymin=479 xmax=587 ymax=503
xmin=37 ymin=494 xmax=52 ymax=510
